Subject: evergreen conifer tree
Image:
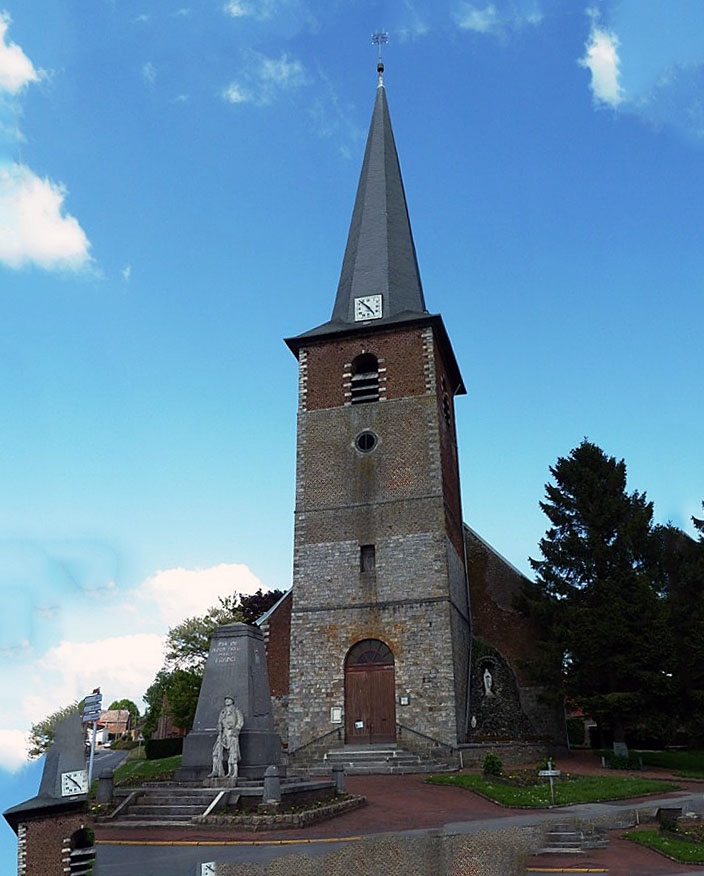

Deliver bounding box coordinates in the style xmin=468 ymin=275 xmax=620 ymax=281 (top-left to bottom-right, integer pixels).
xmin=528 ymin=440 xmax=669 ymax=748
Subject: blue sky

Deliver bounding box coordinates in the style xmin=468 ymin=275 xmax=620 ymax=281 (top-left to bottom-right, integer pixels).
xmin=1 ymin=0 xmax=703 ymax=853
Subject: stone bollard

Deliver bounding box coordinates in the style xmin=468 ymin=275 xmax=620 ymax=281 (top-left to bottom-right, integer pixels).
xmin=263 ymin=765 xmax=281 ymax=804
xmin=332 ymin=763 xmax=346 ymax=794
xmin=96 ymin=769 xmax=114 ymax=804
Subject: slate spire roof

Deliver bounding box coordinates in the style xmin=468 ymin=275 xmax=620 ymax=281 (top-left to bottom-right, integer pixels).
xmin=286 ymin=62 xmax=429 ymax=351
xmin=331 ymin=62 xmax=426 ymax=324
xmin=285 ymin=63 xmax=465 ymax=394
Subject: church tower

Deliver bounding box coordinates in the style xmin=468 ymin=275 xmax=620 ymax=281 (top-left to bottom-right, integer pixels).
xmin=285 ymin=62 xmax=471 ymax=751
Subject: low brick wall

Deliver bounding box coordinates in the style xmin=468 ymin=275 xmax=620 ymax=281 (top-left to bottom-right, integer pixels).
xmin=193 ymin=794 xmax=366 ymax=831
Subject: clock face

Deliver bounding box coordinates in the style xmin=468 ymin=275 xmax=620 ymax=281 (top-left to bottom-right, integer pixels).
xmin=61 ymin=769 xmax=88 ymax=797
xmin=354 ymin=294 xmax=383 ymax=321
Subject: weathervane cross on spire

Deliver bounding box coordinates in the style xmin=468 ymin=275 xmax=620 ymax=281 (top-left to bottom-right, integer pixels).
xmin=371 ymin=31 xmax=388 ymax=82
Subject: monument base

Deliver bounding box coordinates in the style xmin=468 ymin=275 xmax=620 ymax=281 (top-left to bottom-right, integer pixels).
xmin=176 ymin=729 xmax=283 ymax=783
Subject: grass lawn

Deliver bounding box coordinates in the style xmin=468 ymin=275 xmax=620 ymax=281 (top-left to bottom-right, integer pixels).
xmin=113 ymin=751 xmax=183 ymax=785
xmin=623 ymin=829 xmax=704 ymax=864
xmin=426 ymin=773 xmax=679 ymax=807
xmin=595 ymin=748 xmax=704 ymax=779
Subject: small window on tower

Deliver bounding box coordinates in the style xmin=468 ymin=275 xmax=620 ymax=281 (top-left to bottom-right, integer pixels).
xmin=350 ymin=353 xmax=379 ymax=404
xmin=360 ymin=544 xmax=376 ymax=573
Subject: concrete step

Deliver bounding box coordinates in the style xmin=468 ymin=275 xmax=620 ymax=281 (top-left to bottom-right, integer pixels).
xmin=139 ymin=794 xmax=214 ymax=806
xmin=110 ymin=787 xmax=222 ymax=825
xmin=122 ymin=814 xmax=195 ymax=824
xmin=539 ymin=825 xmax=585 ymax=854
xmin=128 ymin=804 xmax=206 ymax=817
xmin=313 ymin=746 xmax=450 ymax=775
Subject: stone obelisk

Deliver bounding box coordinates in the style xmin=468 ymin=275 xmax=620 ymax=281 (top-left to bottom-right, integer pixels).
xmin=177 ymin=623 xmax=282 ymax=782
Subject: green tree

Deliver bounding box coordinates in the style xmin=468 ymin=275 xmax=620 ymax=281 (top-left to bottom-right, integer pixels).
xmin=659 ymin=506 xmax=704 ymax=744
xmin=27 ymin=700 xmax=83 ymax=759
xmin=143 ymin=588 xmax=285 ymax=736
xmin=142 ymin=668 xmax=202 ymax=738
xmin=165 ymin=588 xmax=285 ymax=671
xmin=527 ymin=440 xmax=670 ymax=748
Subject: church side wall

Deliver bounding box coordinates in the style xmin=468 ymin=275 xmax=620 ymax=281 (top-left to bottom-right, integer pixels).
xmin=466 ymin=528 xmax=565 ymax=742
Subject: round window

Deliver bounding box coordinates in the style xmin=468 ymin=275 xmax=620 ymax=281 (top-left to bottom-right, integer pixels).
xmin=355 ymin=430 xmax=378 ymax=453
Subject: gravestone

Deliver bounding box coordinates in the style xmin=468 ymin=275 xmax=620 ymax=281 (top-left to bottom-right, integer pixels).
xmin=177 ymin=622 xmax=282 ymax=782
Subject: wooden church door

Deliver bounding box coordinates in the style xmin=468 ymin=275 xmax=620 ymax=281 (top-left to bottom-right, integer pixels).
xmin=344 ymin=639 xmax=396 ymax=744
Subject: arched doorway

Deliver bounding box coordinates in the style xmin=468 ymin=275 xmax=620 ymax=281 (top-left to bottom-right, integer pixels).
xmin=344 ymin=639 xmax=396 ymax=744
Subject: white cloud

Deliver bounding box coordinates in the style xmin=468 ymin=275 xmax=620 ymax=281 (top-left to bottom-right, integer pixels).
xmin=260 ymin=53 xmax=305 ymax=89
xmin=223 ymin=52 xmax=306 ymax=106
xmin=0 ymin=12 xmax=40 ymax=95
xmin=0 ymin=163 xmax=92 ymax=272
xmin=0 ymin=730 xmax=28 ymax=772
xmin=456 ymin=3 xmax=499 ymax=34
xmin=138 ymin=563 xmax=264 ymax=626
xmin=0 ymin=561 xmax=268 ymax=767
xmin=224 ymin=1 xmax=250 ymax=17
xmin=121 ymin=263 xmax=132 ymax=280
xmin=579 ymin=15 xmax=623 ymax=107
xmin=223 ymin=82 xmax=250 ymax=104
xmin=142 ymin=61 xmax=157 ymax=85
xmin=223 ymin=0 xmax=279 ymax=20
xmin=31 ymin=634 xmax=166 ymax=712
xmin=454 ymin=1 xmax=542 ymax=36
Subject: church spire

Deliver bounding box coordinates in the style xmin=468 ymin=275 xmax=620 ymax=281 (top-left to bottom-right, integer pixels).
xmin=286 ymin=60 xmax=428 ymax=353
xmin=330 ymin=61 xmax=426 ymax=325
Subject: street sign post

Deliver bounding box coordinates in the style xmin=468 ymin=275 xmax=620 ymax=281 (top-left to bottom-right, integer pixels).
xmin=538 ymin=760 xmax=561 ymax=806
xmin=83 ymin=688 xmax=102 ymax=785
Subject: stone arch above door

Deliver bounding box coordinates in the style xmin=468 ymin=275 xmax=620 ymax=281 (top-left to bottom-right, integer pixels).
xmin=345 ymin=639 xmax=396 ymax=744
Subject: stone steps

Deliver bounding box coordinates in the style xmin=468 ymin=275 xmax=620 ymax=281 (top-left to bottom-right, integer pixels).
xmin=539 ymin=824 xmax=585 ymax=854
xmin=109 ymin=787 xmax=221 ymax=825
xmin=538 ymin=821 xmax=610 ymax=854
xmin=310 ymin=746 xmax=452 ymax=775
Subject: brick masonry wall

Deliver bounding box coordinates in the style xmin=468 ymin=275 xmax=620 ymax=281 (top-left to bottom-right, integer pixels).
xmin=21 ymin=812 xmax=87 ymax=876
xmin=297 ymin=396 xmax=439 ymax=511
xmin=430 ymin=328 xmax=465 ymax=561
xmin=303 ymin=327 xmax=429 ymax=411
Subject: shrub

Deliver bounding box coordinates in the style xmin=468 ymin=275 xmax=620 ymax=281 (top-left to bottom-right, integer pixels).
xmin=604 ymin=751 xmax=642 ymax=770
xmin=483 ymin=754 xmax=503 ymax=776
xmin=145 ymin=736 xmax=183 ymax=760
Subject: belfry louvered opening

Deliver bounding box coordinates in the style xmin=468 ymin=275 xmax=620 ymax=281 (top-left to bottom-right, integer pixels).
xmin=350 ymin=353 xmax=379 ymax=404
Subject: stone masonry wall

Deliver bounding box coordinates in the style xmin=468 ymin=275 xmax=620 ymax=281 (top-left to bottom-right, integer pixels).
xmin=288 ymin=598 xmax=461 ymax=750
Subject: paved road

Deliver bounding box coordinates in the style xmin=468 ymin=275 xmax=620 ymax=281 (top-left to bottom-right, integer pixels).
xmin=91 ymin=747 xmax=128 ymax=776
xmin=97 ymin=838 xmax=349 ymax=876
xmin=95 ymin=776 xmax=704 ymax=876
